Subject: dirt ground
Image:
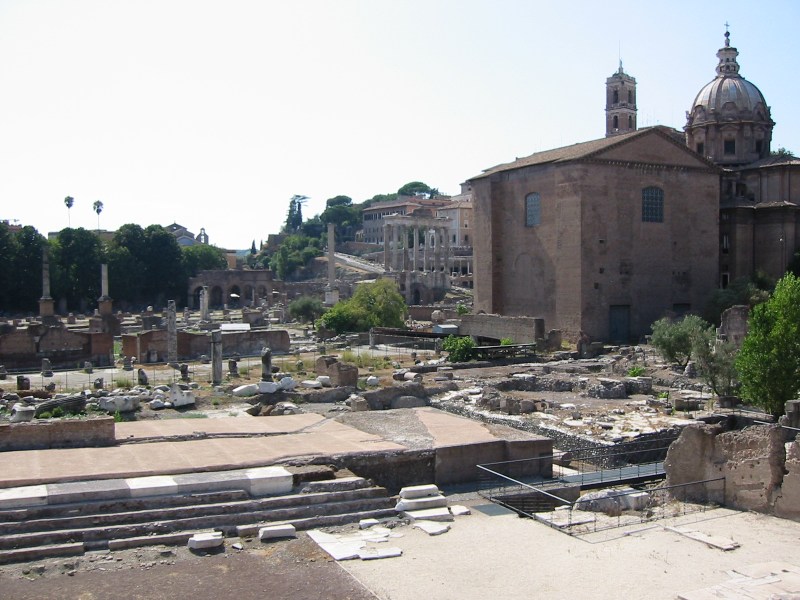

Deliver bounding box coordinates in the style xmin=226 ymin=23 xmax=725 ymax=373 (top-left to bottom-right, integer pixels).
xmin=4 ymin=503 xmax=800 ymax=600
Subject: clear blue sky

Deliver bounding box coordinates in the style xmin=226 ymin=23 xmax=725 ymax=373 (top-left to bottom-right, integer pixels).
xmin=1 ymin=0 xmax=797 ymax=249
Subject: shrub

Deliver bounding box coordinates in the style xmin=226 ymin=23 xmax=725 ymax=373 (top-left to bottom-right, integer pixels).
xmin=690 ymin=326 xmax=739 ymax=398
xmin=442 ymin=336 xmax=475 ymax=363
xmin=650 ymin=315 xmax=710 ymax=368
xmin=316 ymin=279 xmax=406 ymax=334
xmin=456 ymin=303 xmax=470 ymax=316
xmin=500 ymin=338 xmax=514 ymax=346
xmin=39 ymin=411 xmax=52 ymax=419
xmin=51 ymin=407 xmax=64 ymax=418
xmin=627 ymin=366 xmax=645 ymax=377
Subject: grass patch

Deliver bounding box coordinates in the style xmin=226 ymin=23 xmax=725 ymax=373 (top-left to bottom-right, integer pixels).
xmin=627 ymin=366 xmax=645 ymax=377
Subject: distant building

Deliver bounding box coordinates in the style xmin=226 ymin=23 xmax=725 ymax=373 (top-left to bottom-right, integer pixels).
xmin=361 ymin=196 xmax=453 ymax=244
xmin=165 ymin=223 xmax=209 ymax=246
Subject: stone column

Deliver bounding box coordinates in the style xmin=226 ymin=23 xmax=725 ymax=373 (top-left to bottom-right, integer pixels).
xmin=210 ymin=329 xmax=223 ymax=385
xmin=167 ymin=300 xmax=177 ymax=363
xmin=327 ymin=223 xmax=336 ymax=285
xmin=433 ymin=228 xmax=440 ymax=272
xmin=443 ymin=227 xmax=450 ymax=275
xmin=39 ymin=248 xmax=55 ymax=319
xmin=400 ymin=225 xmax=407 ymax=271
xmin=98 ymin=264 xmax=113 ymax=315
xmin=423 ymin=229 xmax=429 ymax=272
xmin=412 ymin=227 xmax=419 ymax=272
xmin=200 ymin=286 xmax=210 ymax=321
xmin=261 ymin=346 xmax=273 ymax=381
xmin=101 ymin=263 xmax=109 ymax=298
xmin=383 ymin=224 xmax=391 ymax=271
xmin=392 ymin=225 xmax=400 ymax=271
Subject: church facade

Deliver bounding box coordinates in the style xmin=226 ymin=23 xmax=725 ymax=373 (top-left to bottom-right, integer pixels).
xmin=470 ymin=31 xmax=799 ymax=343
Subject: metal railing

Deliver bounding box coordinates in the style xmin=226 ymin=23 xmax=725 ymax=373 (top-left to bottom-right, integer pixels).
xmin=477 ymin=461 xmax=726 ymax=536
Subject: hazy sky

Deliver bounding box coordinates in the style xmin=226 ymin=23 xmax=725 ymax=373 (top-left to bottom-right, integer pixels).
xmin=1 ymin=0 xmax=798 ymax=250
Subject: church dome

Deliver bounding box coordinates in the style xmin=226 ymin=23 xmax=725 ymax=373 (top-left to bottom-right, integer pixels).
xmin=685 ymin=30 xmax=773 ymax=166
xmin=691 ymin=76 xmax=768 ymax=117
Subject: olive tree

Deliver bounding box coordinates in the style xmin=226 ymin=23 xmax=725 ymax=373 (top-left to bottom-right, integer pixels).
xmin=650 ymin=314 xmax=710 ymax=368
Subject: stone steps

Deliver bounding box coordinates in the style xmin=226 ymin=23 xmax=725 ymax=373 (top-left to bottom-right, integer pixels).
xmin=0 ymin=488 xmax=387 ymax=536
xmin=0 ymin=490 xmax=251 ymax=524
xmin=0 ymin=470 xmax=396 ymax=564
xmin=0 ymin=493 xmax=394 ymax=552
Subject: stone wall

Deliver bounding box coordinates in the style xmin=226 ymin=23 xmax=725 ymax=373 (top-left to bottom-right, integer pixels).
xmin=665 ymin=423 xmax=800 ymax=520
xmin=0 ymin=325 xmax=112 ymax=369
xmin=0 ymin=417 xmax=116 ymax=451
xmin=459 ymin=313 xmax=544 ymax=343
xmin=122 ymin=328 xmax=291 ymax=363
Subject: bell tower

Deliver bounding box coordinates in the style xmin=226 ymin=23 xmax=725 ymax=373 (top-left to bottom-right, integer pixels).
xmin=605 ymin=61 xmax=637 ymax=137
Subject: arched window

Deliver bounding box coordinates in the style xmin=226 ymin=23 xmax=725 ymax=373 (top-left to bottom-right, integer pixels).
xmin=628 ymin=115 xmax=633 ymax=129
xmin=613 ymin=115 xmax=619 ymax=129
xmin=628 ymin=90 xmax=633 ymax=104
xmin=525 ymin=193 xmax=541 ymax=227
xmin=642 ymin=187 xmax=664 ymax=223
xmin=612 ymin=90 xmax=619 ymax=104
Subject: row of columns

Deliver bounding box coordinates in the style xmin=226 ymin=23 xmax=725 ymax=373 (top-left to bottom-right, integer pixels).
xmin=383 ymin=223 xmax=451 ymax=273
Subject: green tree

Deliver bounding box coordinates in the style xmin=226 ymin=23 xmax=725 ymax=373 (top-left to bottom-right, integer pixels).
xmin=320 ymin=196 xmax=361 ymax=242
xmin=283 ymin=195 xmax=307 ymax=233
xmin=51 ymin=228 xmax=104 ymax=310
xmin=92 ymin=200 xmax=103 ymax=230
xmin=690 ymin=325 xmax=739 ymax=398
xmin=141 ymin=225 xmax=184 ymax=304
xmin=704 ymin=274 xmax=771 ymax=324
xmin=397 ymin=181 xmax=434 ymax=197
xmin=266 ymin=234 xmax=322 ymax=280
xmin=288 ymin=296 xmax=324 ymax=323
xmin=182 ymin=243 xmax=227 ymax=277
xmin=64 ymin=196 xmax=74 ymax=227
xmin=317 ymin=279 xmax=406 ymax=333
xmin=0 ymin=222 xmax=15 ymax=311
xmin=736 ymin=273 xmax=800 ymax=417
xmin=650 ymin=314 xmax=710 ymax=368
xmin=11 ymin=226 xmax=47 ymax=311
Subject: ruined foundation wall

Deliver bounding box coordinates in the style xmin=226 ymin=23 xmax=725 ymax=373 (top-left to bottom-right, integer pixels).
xmin=0 ymin=417 xmax=116 ymax=451
xmin=459 ymin=314 xmax=542 ymax=343
xmin=665 ymin=423 xmax=800 ymax=519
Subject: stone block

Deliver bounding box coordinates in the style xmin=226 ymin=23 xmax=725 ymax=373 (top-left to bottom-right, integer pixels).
xmin=10 ymin=403 xmax=35 ymax=423
xmin=328 ymin=362 xmax=359 ymax=387
xmin=259 ymin=524 xmax=296 ymax=540
xmin=301 ymin=380 xmax=323 ymax=389
xmin=188 ymin=531 xmax=224 ymax=550
xmin=402 ymin=507 xmax=454 ymax=522
xmin=170 ymin=384 xmax=195 ymax=407
xmin=232 ymin=384 xmax=259 ymax=397
xmin=399 ymin=484 xmax=440 ymax=499
xmin=395 ymin=495 xmax=448 ymax=511
xmin=358 ymin=547 xmax=402 ymax=560
xmin=0 ymin=484 xmax=48 ymax=509
xmin=127 ymin=475 xmax=179 ymax=498
xmin=246 ymin=466 xmax=293 ymax=496
xmin=257 ymin=381 xmax=279 ymax=394
xmin=450 ymin=505 xmax=471 ymax=516
xmin=278 ymin=376 xmax=297 ymax=391
xmin=350 ymin=396 xmax=370 ymax=411
xmin=98 ymin=396 xmax=140 ymax=412
xmin=359 ymin=518 xmax=380 ymax=529
xmin=414 ymin=521 xmax=450 ymax=536
xmin=316 ymin=375 xmax=332 ymax=387
xmin=365 ymin=376 xmax=380 ymax=387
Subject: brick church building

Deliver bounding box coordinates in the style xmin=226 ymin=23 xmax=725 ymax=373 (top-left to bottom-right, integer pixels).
xmin=470 ymin=30 xmax=800 ymax=343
